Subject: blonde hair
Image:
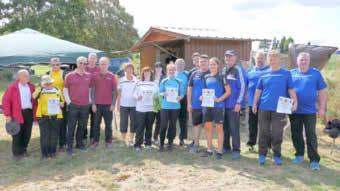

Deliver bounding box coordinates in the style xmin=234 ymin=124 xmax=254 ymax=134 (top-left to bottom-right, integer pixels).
xmin=166 ymin=63 xmax=176 ymax=71
xmin=209 ymin=57 xmax=220 ymax=65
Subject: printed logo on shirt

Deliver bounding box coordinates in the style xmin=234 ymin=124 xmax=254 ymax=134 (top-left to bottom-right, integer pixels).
xmin=227 ymin=74 xmax=236 ymax=80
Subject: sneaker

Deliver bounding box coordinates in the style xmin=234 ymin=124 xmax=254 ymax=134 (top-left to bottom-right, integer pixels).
xmin=273 ymin=156 xmax=283 ymax=166
xmin=187 ymin=141 xmax=195 ymax=149
xmin=201 ymin=150 xmax=214 ymax=158
xmin=310 ymin=161 xmax=320 ymax=170
xmin=292 ymin=155 xmax=304 ymax=164
xmin=179 ymin=140 xmax=185 ymax=146
xmin=189 ymin=144 xmax=199 ymax=154
xmin=83 ymin=139 xmax=88 ymax=146
xmin=247 ymin=145 xmax=255 ymax=152
xmin=258 ymin=155 xmax=266 ymax=165
xmin=13 ymin=155 xmax=23 ymax=161
xmin=129 ymin=141 xmax=134 ymax=147
xmin=90 ymin=142 xmax=98 ymax=151
xmin=145 ymin=145 xmax=152 ymax=150
xmin=105 ymin=142 xmax=113 ymax=149
xmin=135 ymin=147 xmax=142 ymax=152
xmin=153 ymin=139 xmax=159 ymax=145
xmin=23 ymin=150 xmax=29 ymax=157
xmin=231 ymin=151 xmax=241 ymax=160
xmin=167 ymin=144 xmax=173 ymax=152
xmin=158 ymin=146 xmax=165 ymax=152
xmin=67 ymin=148 xmax=73 ymax=156
xmin=222 ymin=148 xmax=231 ymax=155
xmin=215 ymin=152 xmax=223 ymax=160
xmin=50 ymin=153 xmax=57 ymax=158
xmin=58 ymin=146 xmax=65 ymax=152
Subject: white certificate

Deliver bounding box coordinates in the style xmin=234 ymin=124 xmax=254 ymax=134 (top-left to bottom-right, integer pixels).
xmin=166 ymin=88 xmax=178 ymax=103
xmin=141 ymin=90 xmax=153 ymax=106
xmin=276 ymin=96 xmax=292 ymax=114
xmin=201 ymin=89 xmax=215 ymax=107
xmin=47 ymin=98 xmax=60 ymax=115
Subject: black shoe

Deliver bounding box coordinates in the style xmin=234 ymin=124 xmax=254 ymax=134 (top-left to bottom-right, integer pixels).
xmin=158 ymin=146 xmax=165 ymax=152
xmin=216 ymin=152 xmax=223 ymax=160
xmin=201 ymin=150 xmax=213 ymax=158
xmin=179 ymin=140 xmax=185 ymax=146
xmin=167 ymin=144 xmax=173 ymax=152
xmin=67 ymin=148 xmax=73 ymax=156
xmin=13 ymin=155 xmax=23 ymax=161
xmin=187 ymin=141 xmax=195 ymax=149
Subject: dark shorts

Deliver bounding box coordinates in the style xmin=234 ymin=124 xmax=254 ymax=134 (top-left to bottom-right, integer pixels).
xmin=192 ymin=109 xmax=203 ymax=126
xmin=203 ymin=107 xmax=224 ymax=124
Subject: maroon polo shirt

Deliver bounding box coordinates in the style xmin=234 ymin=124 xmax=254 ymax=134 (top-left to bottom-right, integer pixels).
xmin=64 ymin=71 xmax=93 ymax=106
xmin=85 ymin=65 xmax=100 ymax=75
xmin=93 ymin=71 xmax=117 ymax=105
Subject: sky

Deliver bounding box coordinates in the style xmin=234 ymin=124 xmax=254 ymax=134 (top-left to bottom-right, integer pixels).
xmin=120 ymin=0 xmax=340 ymax=48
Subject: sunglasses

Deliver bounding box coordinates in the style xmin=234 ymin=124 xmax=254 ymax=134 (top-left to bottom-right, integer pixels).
xmin=51 ymin=64 xmax=60 ymax=66
xmin=79 ymin=62 xmax=88 ymax=65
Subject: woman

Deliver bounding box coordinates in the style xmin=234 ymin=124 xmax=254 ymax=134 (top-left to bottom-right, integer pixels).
xmin=252 ymin=50 xmax=297 ymax=166
xmin=33 ymin=75 xmax=64 ymax=159
xmin=116 ymin=63 xmax=138 ymax=146
xmin=201 ymin=57 xmax=231 ymax=160
xmin=152 ymin=62 xmax=166 ymax=144
xmin=158 ymin=63 xmax=184 ymax=152
xmin=133 ymin=67 xmax=159 ymax=151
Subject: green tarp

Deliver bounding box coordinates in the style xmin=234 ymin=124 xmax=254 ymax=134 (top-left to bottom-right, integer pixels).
xmin=0 ymin=28 xmax=104 ymax=65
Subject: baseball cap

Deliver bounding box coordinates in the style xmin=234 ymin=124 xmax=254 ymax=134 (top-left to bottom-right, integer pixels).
xmin=41 ymin=75 xmax=54 ymax=86
xmin=225 ymin=49 xmax=237 ymax=56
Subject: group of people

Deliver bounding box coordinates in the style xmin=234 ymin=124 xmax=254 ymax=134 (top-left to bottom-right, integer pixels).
xmin=2 ymin=49 xmax=327 ymax=170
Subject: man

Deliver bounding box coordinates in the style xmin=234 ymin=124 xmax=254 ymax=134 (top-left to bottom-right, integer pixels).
xmin=175 ymin=58 xmax=189 ymax=146
xmin=252 ymin=50 xmax=297 ymax=166
xmin=187 ymin=54 xmax=209 ymax=153
xmin=2 ymin=70 xmax=36 ymax=160
xmin=188 ymin=52 xmax=200 ymax=78
xmin=64 ymin=56 xmax=93 ymax=155
xmin=223 ymin=49 xmax=247 ymax=160
xmin=47 ymin=57 xmax=67 ymax=151
xmin=84 ymin=52 xmax=100 ymax=145
xmin=290 ymin=52 xmax=327 ymax=170
xmin=91 ymin=57 xmax=117 ymax=149
xmin=246 ymin=51 xmax=269 ymax=150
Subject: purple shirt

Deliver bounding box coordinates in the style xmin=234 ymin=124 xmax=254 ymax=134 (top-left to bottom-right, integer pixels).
xmin=64 ymin=71 xmax=93 ymax=105
xmin=93 ymin=72 xmax=117 ymax=105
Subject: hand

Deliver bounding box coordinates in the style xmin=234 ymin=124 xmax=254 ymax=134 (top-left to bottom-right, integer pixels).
xmin=110 ymin=104 xmax=114 ymax=112
xmin=92 ymin=104 xmax=97 ymax=113
xmin=163 ymin=92 xmax=168 ymax=97
xmin=291 ymin=100 xmax=297 ymax=112
xmin=214 ymin=96 xmax=220 ymax=103
xmin=116 ymin=104 xmax=120 ymax=112
xmin=318 ymin=108 xmax=325 ymax=118
xmin=5 ymin=116 xmax=11 ymax=123
xmin=137 ymin=96 xmax=143 ymax=101
xmin=234 ymin=103 xmax=241 ymax=112
xmin=199 ymin=96 xmax=203 ymax=101
xmin=252 ymin=105 xmax=257 ymax=114
xmin=187 ymin=104 xmax=192 ymax=112
xmin=60 ymin=102 xmax=64 ymax=108
xmin=176 ymin=96 xmax=182 ymax=101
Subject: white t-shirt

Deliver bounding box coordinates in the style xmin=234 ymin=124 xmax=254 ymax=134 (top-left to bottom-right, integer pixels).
xmin=118 ymin=76 xmax=137 ymax=107
xmin=18 ymin=83 xmax=32 ymax=109
xmin=133 ymin=80 xmax=159 ymax=112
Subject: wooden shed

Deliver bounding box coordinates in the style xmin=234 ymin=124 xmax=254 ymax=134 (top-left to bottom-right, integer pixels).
xmin=131 ymin=26 xmax=267 ymax=70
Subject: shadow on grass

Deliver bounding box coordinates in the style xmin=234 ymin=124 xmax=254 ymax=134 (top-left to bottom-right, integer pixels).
xmin=0 ymin=125 xmax=339 ymax=190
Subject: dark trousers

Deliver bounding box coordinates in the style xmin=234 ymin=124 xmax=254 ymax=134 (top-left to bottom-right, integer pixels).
xmin=83 ymin=107 xmax=95 ymax=140
xmin=58 ymin=106 xmax=67 ymax=148
xmin=247 ymin=107 xmax=258 ymax=146
xmin=119 ymin=106 xmax=137 ymax=133
xmin=223 ymin=109 xmax=241 ymax=151
xmin=289 ymin=113 xmax=320 ymax=162
xmin=135 ymin=111 xmax=155 ymax=147
xmin=12 ymin=109 xmax=33 ymax=156
xmin=258 ymin=110 xmax=286 ymax=157
xmin=178 ymin=96 xmax=188 ymax=140
xmin=67 ymin=104 xmax=90 ymax=149
xmin=38 ymin=117 xmax=59 ymax=156
xmin=160 ymin=109 xmax=179 ymax=146
xmin=153 ymin=111 xmax=161 ymax=140
xmin=93 ymin=104 xmax=113 ymax=143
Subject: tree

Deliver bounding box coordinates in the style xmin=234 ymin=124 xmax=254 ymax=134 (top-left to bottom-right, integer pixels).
xmin=0 ymin=0 xmax=139 ymax=55
xmin=279 ymin=36 xmax=286 ymax=53
xmin=284 ymin=36 xmax=294 ymax=53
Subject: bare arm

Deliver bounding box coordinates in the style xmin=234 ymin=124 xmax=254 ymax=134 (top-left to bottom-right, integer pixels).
xmin=216 ymin=85 xmax=231 ymax=102
xmin=187 ymin=86 xmax=193 ymax=112
xmin=252 ymin=89 xmax=262 ymax=113
xmin=318 ymin=88 xmax=327 ymax=117
xmin=63 ymin=88 xmax=71 ymax=105
xmin=288 ymin=89 xmax=298 ymax=112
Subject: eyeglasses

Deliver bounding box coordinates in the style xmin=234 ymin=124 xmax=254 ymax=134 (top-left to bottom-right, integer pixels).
xmin=51 ymin=64 xmax=60 ymax=66
xmin=79 ymin=62 xmax=88 ymax=65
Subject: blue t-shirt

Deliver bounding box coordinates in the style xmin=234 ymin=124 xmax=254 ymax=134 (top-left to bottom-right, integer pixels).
xmin=247 ymin=65 xmax=270 ymax=107
xmin=175 ymin=71 xmax=189 ymax=96
xmin=188 ymin=70 xmax=209 ymax=109
xmin=224 ymin=64 xmax=247 ymax=109
xmin=257 ymin=68 xmax=293 ymax=111
xmin=290 ymin=67 xmax=327 ymax=114
xmin=159 ymin=77 xmax=184 ymax=109
xmin=204 ymin=73 xmax=228 ymax=108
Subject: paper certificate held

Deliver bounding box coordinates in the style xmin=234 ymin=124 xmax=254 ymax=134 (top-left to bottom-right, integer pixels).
xmin=47 ymin=98 xmax=60 ymax=115
xmin=201 ymin=89 xmax=215 ymax=107
xmin=276 ymin=96 xmax=292 ymax=114
xmin=166 ymin=87 xmax=178 ymax=103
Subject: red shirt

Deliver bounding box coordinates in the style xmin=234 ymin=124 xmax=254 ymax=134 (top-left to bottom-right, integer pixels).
xmin=93 ymin=71 xmax=117 ymax=105
xmin=64 ymin=71 xmax=93 ymax=106
xmin=85 ymin=65 xmax=100 ymax=75
xmin=2 ymin=81 xmax=37 ymax=124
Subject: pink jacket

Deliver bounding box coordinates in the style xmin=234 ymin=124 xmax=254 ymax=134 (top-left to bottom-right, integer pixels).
xmin=2 ymin=81 xmax=37 ymax=124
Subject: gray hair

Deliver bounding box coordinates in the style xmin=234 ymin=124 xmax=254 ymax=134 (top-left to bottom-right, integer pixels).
xmin=88 ymin=52 xmax=97 ymax=58
xmin=16 ymin=69 xmax=29 ymax=80
xmin=297 ymin=52 xmax=310 ymax=61
xmin=175 ymin=58 xmax=186 ymax=65
xmin=99 ymin=57 xmax=110 ymax=64
xmin=50 ymin=57 xmax=60 ymax=63
xmin=255 ymin=49 xmax=266 ymax=58
xmin=76 ymin=56 xmax=87 ymax=64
